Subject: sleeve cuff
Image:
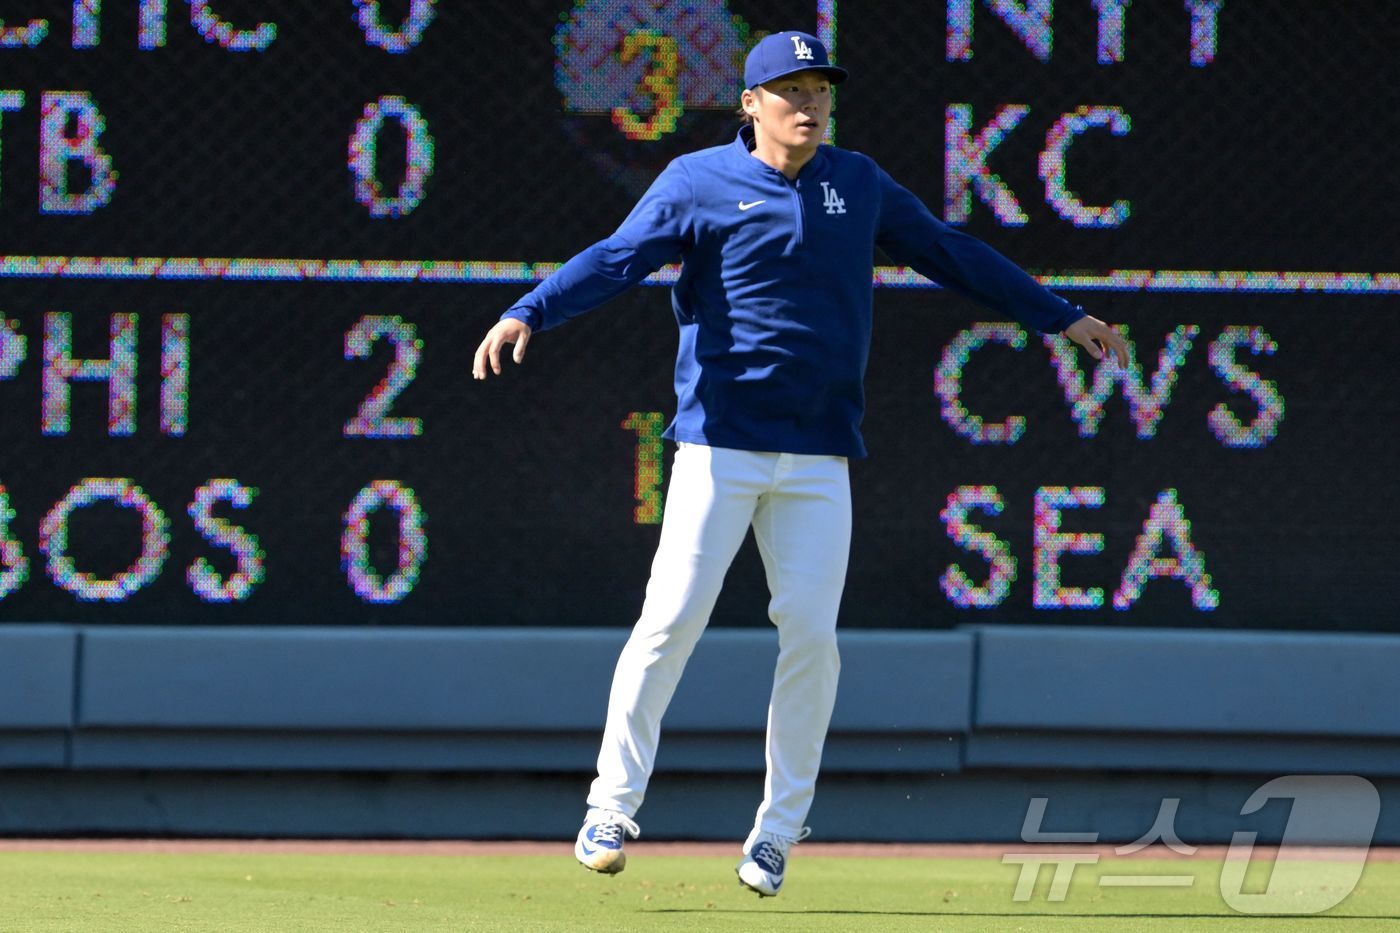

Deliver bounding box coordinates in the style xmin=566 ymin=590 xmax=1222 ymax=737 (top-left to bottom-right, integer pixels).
xmin=501 ymin=307 xmax=540 ymax=331
xmin=1045 ymin=303 xmax=1086 ymax=335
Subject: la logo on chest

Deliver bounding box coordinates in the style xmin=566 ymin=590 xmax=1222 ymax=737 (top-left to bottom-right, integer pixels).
xmin=820 ymin=181 xmax=846 ymax=215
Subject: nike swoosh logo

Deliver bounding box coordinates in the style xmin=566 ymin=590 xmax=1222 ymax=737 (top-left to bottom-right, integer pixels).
xmin=579 ymin=840 xmax=597 ymax=855
xmin=738 ymin=200 xmax=766 ymax=211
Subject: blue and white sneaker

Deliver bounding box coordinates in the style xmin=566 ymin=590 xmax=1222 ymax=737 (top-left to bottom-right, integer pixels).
xmin=736 ymin=826 xmax=811 ymax=896
xmin=574 ymin=808 xmax=640 ymax=874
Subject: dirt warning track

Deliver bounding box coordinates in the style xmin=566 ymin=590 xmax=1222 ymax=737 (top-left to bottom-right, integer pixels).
xmin=0 ymin=839 xmax=1394 ymax=861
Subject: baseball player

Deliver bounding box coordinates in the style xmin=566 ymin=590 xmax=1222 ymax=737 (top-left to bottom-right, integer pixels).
xmin=473 ymin=30 xmax=1127 ymax=896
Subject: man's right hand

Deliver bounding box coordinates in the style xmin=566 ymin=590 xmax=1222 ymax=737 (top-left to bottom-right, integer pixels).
xmin=473 ymin=318 xmax=533 ymax=380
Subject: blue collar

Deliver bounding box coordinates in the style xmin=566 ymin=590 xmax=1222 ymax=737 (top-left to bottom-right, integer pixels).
xmin=733 ymin=126 xmax=827 ymax=179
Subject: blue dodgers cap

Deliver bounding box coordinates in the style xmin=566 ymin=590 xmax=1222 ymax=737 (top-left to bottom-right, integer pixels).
xmin=743 ymin=31 xmax=848 ymax=89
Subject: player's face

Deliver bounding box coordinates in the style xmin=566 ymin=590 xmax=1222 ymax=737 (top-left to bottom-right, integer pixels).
xmin=746 ymin=70 xmax=832 ymax=152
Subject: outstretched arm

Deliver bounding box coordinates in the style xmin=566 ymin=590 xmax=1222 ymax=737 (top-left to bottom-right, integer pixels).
xmin=875 ymin=166 xmax=1126 ymax=366
xmin=471 ymin=160 xmax=693 ymax=381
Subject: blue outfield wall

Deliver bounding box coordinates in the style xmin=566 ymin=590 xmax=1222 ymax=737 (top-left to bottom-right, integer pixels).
xmin=1 ymin=623 xmax=1399 ymax=842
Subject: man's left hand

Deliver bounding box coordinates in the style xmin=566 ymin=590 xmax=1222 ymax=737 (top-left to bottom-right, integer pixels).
xmin=1064 ymin=315 xmax=1129 ymax=368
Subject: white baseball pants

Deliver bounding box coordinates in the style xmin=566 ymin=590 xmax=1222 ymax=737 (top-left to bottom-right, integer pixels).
xmin=586 ymin=442 xmax=851 ymax=838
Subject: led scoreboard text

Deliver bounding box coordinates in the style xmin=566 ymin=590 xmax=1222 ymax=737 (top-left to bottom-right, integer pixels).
xmin=0 ymin=312 xmax=430 ymax=604
xmin=624 ymin=319 xmax=1281 ymax=614
xmin=0 ymin=1 xmax=1230 ymax=220
xmin=0 ymin=2 xmax=1390 ymax=629
xmin=0 ymin=1 xmax=441 ymax=220
xmin=0 ymin=306 xmax=1278 ymax=611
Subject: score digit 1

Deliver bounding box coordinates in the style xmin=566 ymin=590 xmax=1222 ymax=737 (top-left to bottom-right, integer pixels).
xmin=622 ymin=411 xmax=664 ymax=524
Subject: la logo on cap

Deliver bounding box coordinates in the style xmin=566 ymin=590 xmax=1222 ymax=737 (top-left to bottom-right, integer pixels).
xmin=790 ymin=35 xmax=814 ymax=60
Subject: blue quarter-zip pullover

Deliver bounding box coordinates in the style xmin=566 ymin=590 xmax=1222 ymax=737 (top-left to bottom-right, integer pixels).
xmin=503 ymin=126 xmax=1083 ymax=458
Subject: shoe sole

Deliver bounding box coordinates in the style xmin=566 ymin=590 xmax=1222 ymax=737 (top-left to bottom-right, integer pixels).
xmin=735 ymin=867 xmax=777 ymax=897
xmin=578 ymin=852 xmax=626 ymax=874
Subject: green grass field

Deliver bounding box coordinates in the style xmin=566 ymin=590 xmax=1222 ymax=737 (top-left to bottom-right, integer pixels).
xmin=2 ymin=850 xmax=1399 ymax=932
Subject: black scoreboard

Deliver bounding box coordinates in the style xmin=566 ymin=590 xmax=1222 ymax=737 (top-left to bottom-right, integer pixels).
xmin=0 ymin=1 xmax=1395 ymax=630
